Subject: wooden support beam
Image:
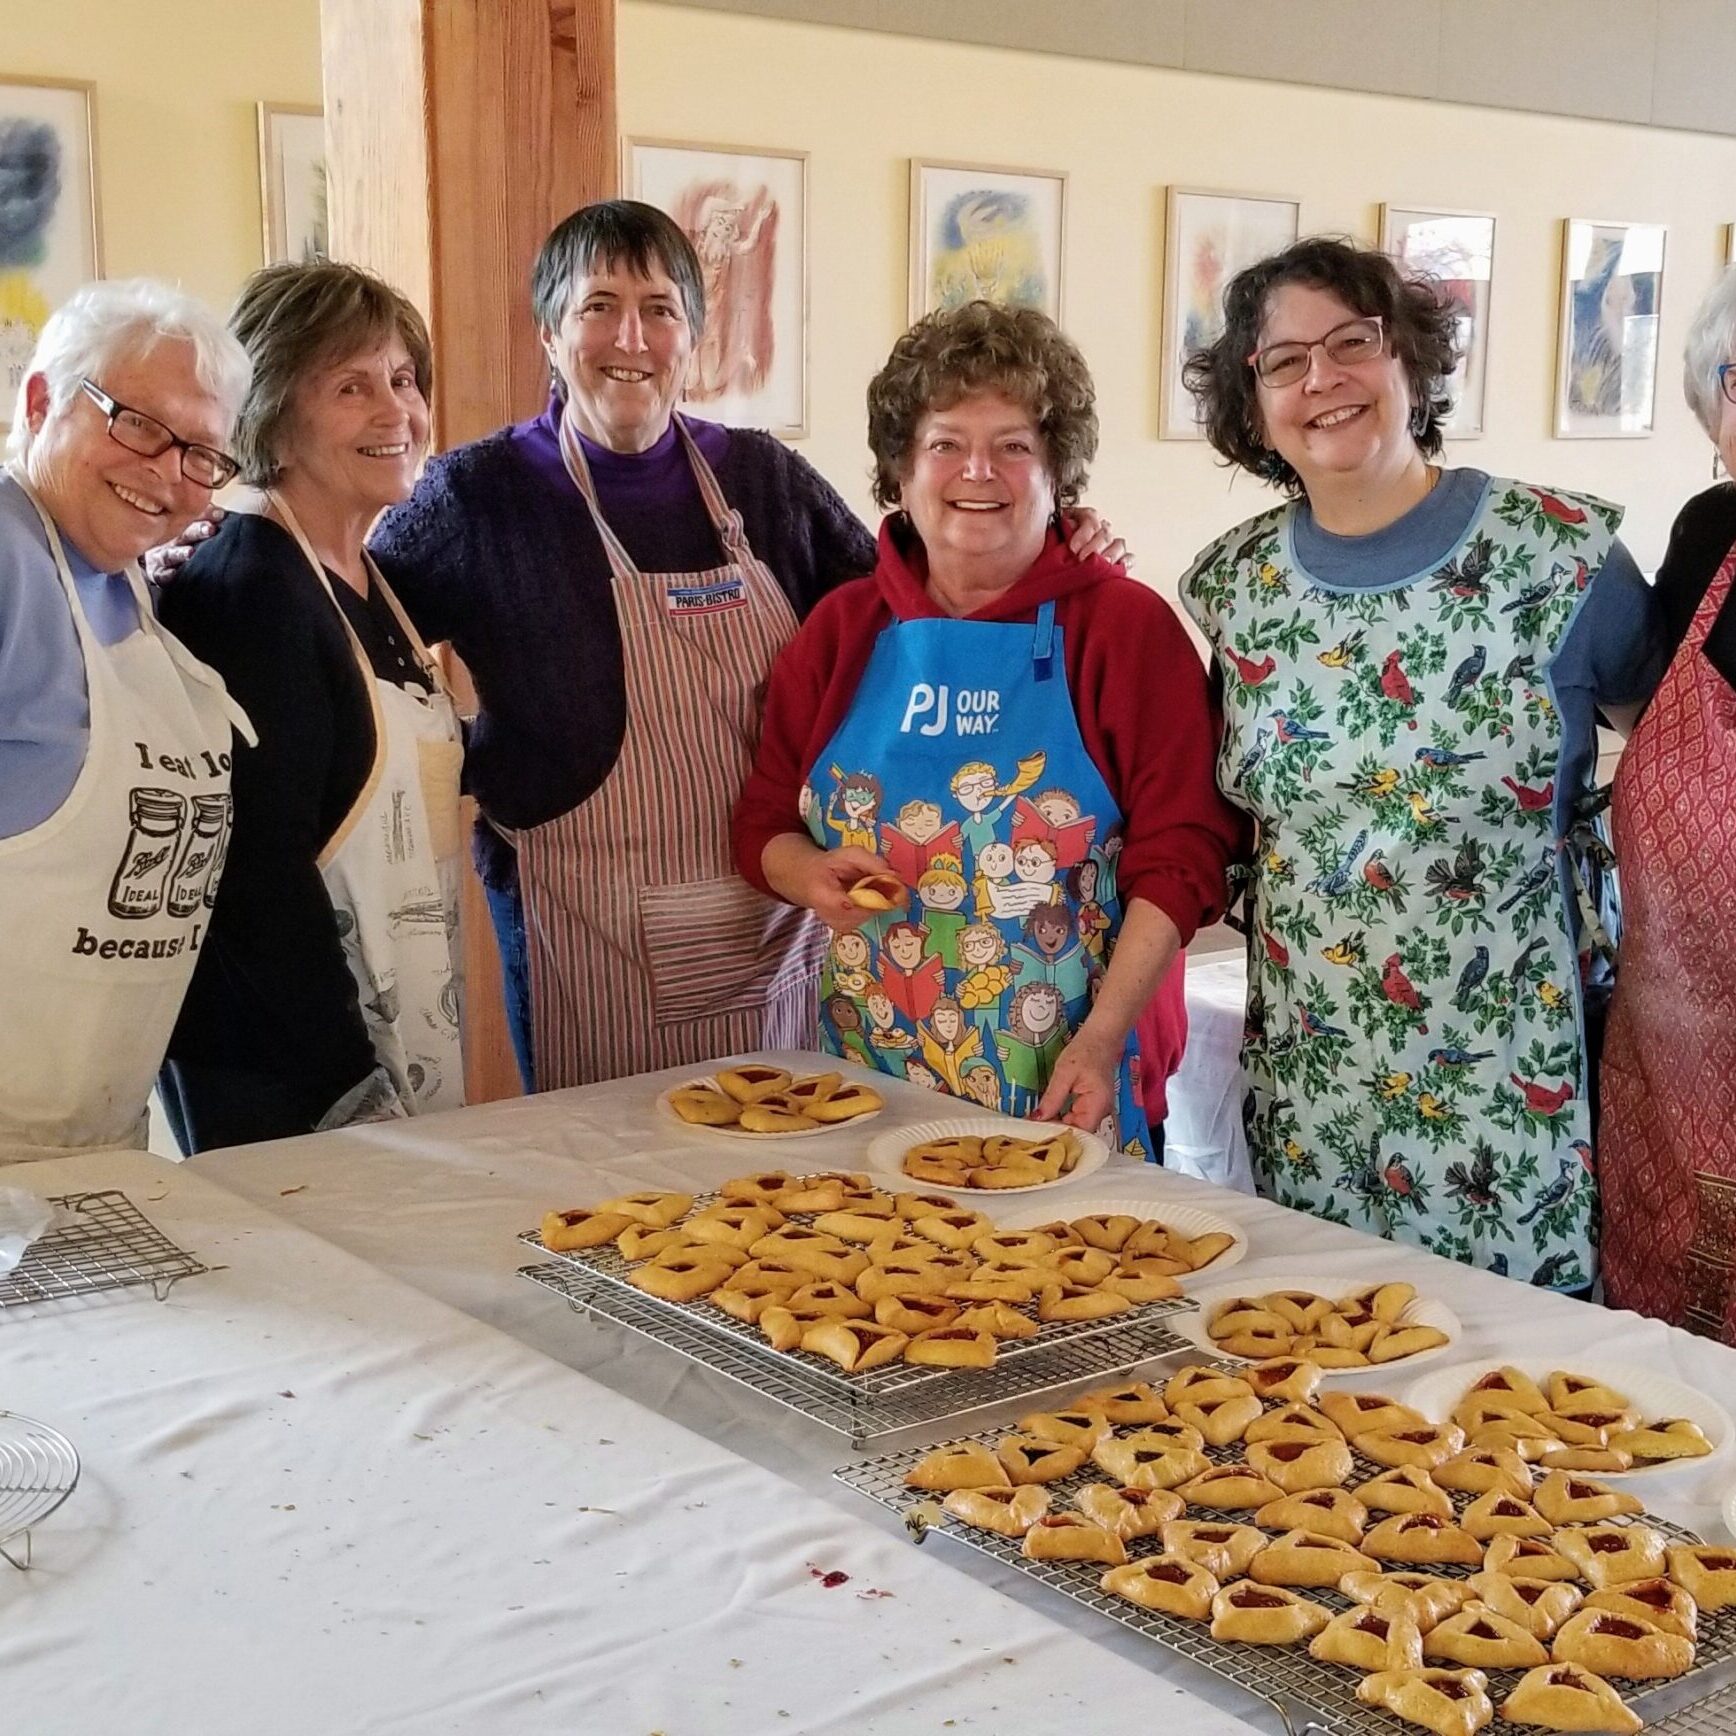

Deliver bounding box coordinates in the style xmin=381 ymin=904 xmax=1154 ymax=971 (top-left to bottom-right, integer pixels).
xmin=320 ymin=0 xmax=618 ymax=1101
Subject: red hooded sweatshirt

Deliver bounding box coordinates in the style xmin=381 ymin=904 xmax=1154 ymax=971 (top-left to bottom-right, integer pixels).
xmin=732 ymin=519 xmax=1245 ymax=1109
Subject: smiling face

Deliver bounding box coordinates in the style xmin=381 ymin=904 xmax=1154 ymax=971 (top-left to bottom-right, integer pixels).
xmin=1014 ymin=842 xmax=1057 ymax=884
xmin=978 ymin=841 xmax=1014 ymax=881
xmin=1254 ymin=282 xmax=1417 ymax=498
xmin=958 ymin=926 xmax=1001 ymax=969
xmin=931 ymin=1003 xmax=962 ymax=1044
xmin=899 ymin=389 xmax=1055 ymax=579
xmin=276 ymin=334 xmax=429 ymax=521
xmin=1022 ymin=985 xmax=1061 ymax=1035
xmin=833 ymin=931 xmax=870 ymax=971
xmin=544 ymin=259 xmax=693 ymax=454
xmin=886 ymin=926 xmax=925 ymax=970
xmin=24 ymin=338 xmax=228 ymax=570
xmin=897 ymin=799 xmax=943 ymax=843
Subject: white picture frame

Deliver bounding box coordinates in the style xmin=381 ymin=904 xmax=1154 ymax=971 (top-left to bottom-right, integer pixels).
xmin=1160 ymin=187 xmax=1300 ymax=440
xmin=1554 ymin=218 xmax=1666 ymax=439
xmin=908 ymin=158 xmax=1066 ymax=324
xmin=1381 ymin=204 xmax=1496 ymax=439
xmin=0 ymin=75 xmax=101 ymax=430
xmin=629 ymin=137 xmax=809 ymax=439
xmin=257 ymin=102 xmax=327 ymax=267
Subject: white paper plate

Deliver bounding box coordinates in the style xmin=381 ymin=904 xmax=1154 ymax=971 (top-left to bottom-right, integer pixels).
xmin=863 ymin=1115 xmax=1109 ymax=1195
xmin=988 ymin=1195 xmax=1247 ymax=1284
xmin=1403 ymin=1357 xmax=1733 ymax=1480
xmin=654 ymin=1076 xmax=885 ymax=1141
xmin=1172 ymin=1272 xmax=1462 ymax=1375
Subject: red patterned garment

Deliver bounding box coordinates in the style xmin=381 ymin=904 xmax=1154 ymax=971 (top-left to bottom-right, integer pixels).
xmin=1601 ymin=544 xmax=1736 ymax=1343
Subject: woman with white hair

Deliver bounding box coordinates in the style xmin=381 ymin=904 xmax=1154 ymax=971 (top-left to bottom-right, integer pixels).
xmin=1599 ymin=265 xmax=1736 ymax=1344
xmin=0 ymin=278 xmax=251 ymax=1158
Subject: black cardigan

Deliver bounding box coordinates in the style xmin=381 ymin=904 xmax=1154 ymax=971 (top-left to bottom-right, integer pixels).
xmin=1651 ymin=482 xmax=1736 ymax=693
xmin=158 ymin=514 xmax=427 ymax=1136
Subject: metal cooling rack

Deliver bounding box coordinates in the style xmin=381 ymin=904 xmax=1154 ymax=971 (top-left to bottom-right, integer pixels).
xmin=0 ymin=1410 xmax=80 ymax=1570
xmin=835 ymin=1408 xmax=1732 ymax=1736
xmin=1648 ymin=1675 xmax=1736 ymax=1735
xmin=0 ymin=1191 xmax=208 ymax=1312
xmin=519 ymin=1252 xmax=1196 ymax=1446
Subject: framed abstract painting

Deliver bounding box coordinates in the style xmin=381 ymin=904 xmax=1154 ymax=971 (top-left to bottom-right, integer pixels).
xmin=909 ymin=159 xmax=1065 ymax=323
xmin=1554 ymin=218 xmax=1666 ymax=439
xmin=629 ymin=137 xmax=808 ymax=438
xmin=0 ymin=75 xmax=100 ymax=430
xmin=1381 ymin=204 xmax=1495 ymax=439
xmin=1161 ymin=187 xmax=1299 ymax=439
xmin=257 ymin=103 xmax=327 ymax=266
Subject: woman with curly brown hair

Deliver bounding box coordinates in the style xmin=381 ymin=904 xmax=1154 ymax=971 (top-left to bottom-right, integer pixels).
xmin=1177 ymin=236 xmax=1663 ymax=1287
xmin=733 ymin=301 xmax=1240 ymax=1154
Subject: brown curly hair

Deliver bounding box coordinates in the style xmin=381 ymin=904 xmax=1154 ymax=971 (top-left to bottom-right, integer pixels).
xmin=1180 ymin=236 xmax=1460 ymax=497
xmin=865 ymin=301 xmax=1097 ymax=511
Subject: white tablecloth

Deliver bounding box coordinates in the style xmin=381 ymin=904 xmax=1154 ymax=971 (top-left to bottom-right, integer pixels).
xmin=192 ymin=1052 xmax=1736 ymax=1729
xmin=1167 ymin=950 xmax=1254 ymax=1192
xmin=1 ymin=1147 xmax=1258 ymax=1736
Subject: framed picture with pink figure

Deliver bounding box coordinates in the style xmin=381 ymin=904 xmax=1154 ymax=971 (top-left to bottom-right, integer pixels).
xmin=1160 ymin=187 xmax=1299 ymax=440
xmin=1381 ymin=204 xmax=1496 ymax=438
xmin=628 ymin=137 xmax=808 ymax=439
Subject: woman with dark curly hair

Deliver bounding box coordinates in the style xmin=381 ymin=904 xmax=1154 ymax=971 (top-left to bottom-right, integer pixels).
xmin=1178 ymin=236 xmax=1663 ymax=1287
xmin=733 ymin=302 xmax=1241 ymax=1152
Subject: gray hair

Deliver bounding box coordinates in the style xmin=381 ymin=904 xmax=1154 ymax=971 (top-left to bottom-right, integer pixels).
xmin=530 ymin=200 xmax=704 ymax=394
xmin=1683 ymin=264 xmax=1736 ymax=443
xmin=6 ymin=277 xmax=252 ymax=461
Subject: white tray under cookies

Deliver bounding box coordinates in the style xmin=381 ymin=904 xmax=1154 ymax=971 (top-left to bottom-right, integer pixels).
xmin=835 ymin=1392 xmax=1734 ymax=1736
xmin=863 ymin=1115 xmax=1110 ymax=1194
xmin=1403 ymin=1359 xmax=1733 ymax=1481
xmin=517 ymin=1189 xmax=1196 ymax=1446
xmin=655 ymin=1075 xmax=885 ymax=1140
xmin=989 ymin=1195 xmax=1248 ymax=1286
xmin=1174 ymin=1273 xmax=1463 ymax=1378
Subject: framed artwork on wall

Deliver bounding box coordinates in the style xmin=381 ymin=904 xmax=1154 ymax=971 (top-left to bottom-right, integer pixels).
xmin=1554 ymin=217 xmax=1666 ymax=439
xmin=0 ymin=75 xmax=101 ymax=430
xmin=257 ymin=103 xmax=326 ymax=267
xmin=1160 ymin=187 xmax=1299 ymax=440
xmin=1726 ymin=223 xmax=1735 ymax=269
xmin=1380 ymin=204 xmax=1495 ymax=439
xmin=908 ymin=159 xmax=1066 ymax=323
xmin=628 ymin=137 xmax=808 ymax=438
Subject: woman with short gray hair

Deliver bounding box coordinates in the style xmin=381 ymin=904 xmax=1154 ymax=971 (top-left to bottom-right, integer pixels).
xmin=156 ymin=260 xmax=464 ymax=1151
xmin=1598 ymin=264 xmax=1736 ymax=1343
xmin=0 ymin=277 xmax=251 ymax=1158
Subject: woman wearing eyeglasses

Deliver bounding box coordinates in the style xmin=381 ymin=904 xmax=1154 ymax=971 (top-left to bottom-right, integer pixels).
xmin=1599 ymin=268 xmax=1736 ymax=1343
xmin=155 ymin=262 xmax=464 ymax=1150
xmin=1179 ymin=236 xmax=1663 ymax=1290
xmin=0 ymin=279 xmax=253 ymax=1159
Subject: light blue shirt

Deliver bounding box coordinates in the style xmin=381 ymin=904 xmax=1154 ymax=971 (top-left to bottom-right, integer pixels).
xmin=0 ymin=471 xmax=143 ymax=837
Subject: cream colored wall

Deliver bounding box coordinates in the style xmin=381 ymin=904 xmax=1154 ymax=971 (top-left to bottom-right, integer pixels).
xmin=7 ymin=1 xmax=323 ymax=312
xmin=621 ymin=2 xmax=1736 ymax=582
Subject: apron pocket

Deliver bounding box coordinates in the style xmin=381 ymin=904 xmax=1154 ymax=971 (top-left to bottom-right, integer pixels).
xmin=416 ymin=734 xmax=465 ymax=863
xmin=637 ymin=875 xmax=822 ymax=1028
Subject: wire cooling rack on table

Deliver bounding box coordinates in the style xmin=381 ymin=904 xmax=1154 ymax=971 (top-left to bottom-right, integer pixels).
xmin=0 ymin=1411 xmax=80 ymax=1571
xmin=517 ymin=1197 xmax=1198 ymax=1446
xmin=0 ymin=1191 xmax=208 ymax=1312
xmin=834 ymin=1400 xmax=1734 ymax=1736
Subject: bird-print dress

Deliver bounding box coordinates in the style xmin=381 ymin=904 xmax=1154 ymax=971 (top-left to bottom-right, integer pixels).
xmin=1182 ymin=476 xmax=1620 ymax=1288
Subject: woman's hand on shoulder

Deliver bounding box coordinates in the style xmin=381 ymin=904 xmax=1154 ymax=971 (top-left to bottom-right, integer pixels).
xmin=1068 ymin=507 xmax=1134 ymax=572
xmin=144 ymin=505 xmax=226 ymax=585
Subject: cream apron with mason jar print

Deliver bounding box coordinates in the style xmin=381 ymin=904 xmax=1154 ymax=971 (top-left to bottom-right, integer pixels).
xmin=1182 ymin=476 xmax=1619 ymax=1289
xmin=513 ymin=414 xmax=823 ymax=1089
xmin=0 ymin=470 xmax=253 ymax=1159
xmin=269 ymin=494 xmax=466 ymax=1114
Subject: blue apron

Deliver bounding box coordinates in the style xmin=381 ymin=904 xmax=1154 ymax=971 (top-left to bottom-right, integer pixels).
xmin=803 ymin=599 xmax=1150 ymax=1154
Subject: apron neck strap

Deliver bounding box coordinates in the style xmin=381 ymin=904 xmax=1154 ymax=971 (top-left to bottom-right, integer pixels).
xmin=267 ymin=488 xmax=449 ymax=697
xmin=1032 ymin=600 xmax=1057 ymax=678
xmin=556 ymin=409 xmax=747 ymax=578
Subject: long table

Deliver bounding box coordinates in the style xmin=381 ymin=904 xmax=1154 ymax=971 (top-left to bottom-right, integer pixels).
xmin=191 ymin=1052 xmax=1736 ymax=1729
xmin=1 ymin=1144 xmax=1259 ymax=1735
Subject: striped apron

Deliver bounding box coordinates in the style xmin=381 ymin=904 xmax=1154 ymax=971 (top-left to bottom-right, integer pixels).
xmin=515 ymin=414 xmax=823 ymax=1088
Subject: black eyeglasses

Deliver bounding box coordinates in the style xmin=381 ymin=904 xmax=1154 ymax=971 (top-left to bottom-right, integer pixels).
xmin=80 ymin=378 xmax=240 ymax=490
xmin=1718 ymin=362 xmax=1736 ymax=408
